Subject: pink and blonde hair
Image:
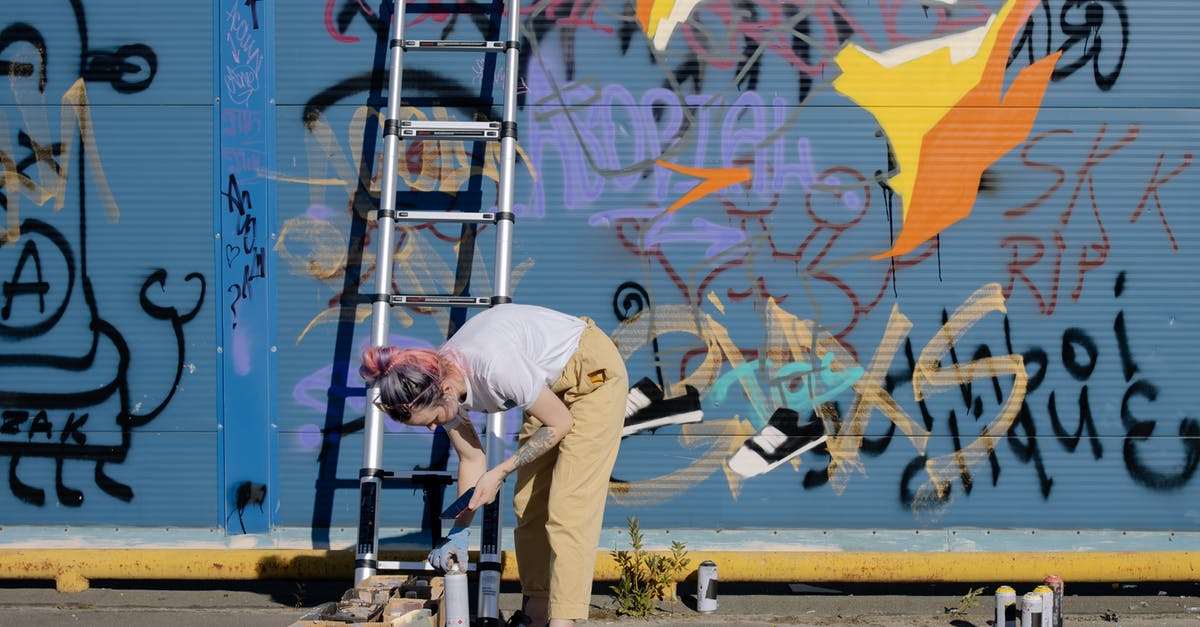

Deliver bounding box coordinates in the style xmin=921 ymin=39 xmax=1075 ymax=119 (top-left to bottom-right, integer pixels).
xmin=359 ymin=345 xmax=461 ymax=423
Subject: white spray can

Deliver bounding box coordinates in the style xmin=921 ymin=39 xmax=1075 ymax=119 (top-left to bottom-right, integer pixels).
xmin=443 ymin=564 xmax=470 ymax=626
xmin=1021 ymin=591 xmax=1043 ymax=627
xmin=1034 ymin=585 xmax=1054 ymax=627
xmin=696 ymin=560 xmax=718 ymax=613
xmin=995 ymin=585 xmax=1018 ymax=627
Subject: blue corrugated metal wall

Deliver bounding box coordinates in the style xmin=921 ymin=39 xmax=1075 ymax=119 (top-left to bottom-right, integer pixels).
xmin=1 ymin=0 xmax=1197 ymax=551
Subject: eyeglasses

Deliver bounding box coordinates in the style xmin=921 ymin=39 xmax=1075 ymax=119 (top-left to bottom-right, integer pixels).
xmin=373 ymin=398 xmax=405 ymax=416
xmin=373 ymin=379 xmax=437 ymax=420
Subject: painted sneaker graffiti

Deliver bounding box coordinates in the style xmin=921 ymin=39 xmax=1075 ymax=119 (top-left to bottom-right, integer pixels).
xmin=622 ymin=377 xmax=704 ymax=437
xmin=727 ymin=408 xmax=828 ymax=478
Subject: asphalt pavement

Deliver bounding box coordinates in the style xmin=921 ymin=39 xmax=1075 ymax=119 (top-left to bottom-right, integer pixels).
xmin=0 ymin=579 xmax=1198 ymax=626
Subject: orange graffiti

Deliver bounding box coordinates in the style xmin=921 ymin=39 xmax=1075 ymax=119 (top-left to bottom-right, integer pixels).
xmin=876 ymin=1 xmax=1061 ymax=258
xmin=655 ymin=160 xmax=751 ymax=214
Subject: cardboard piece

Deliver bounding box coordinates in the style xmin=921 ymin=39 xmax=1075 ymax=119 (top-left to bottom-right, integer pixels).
xmin=289 ymin=575 xmax=443 ymax=627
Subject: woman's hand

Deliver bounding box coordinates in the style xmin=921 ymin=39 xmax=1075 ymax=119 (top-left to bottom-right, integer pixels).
xmin=468 ymin=466 xmax=505 ymax=511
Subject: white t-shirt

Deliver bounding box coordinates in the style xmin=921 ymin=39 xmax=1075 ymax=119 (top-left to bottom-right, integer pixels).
xmin=442 ymin=304 xmax=587 ymax=413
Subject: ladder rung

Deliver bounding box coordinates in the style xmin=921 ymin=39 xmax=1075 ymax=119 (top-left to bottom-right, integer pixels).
xmin=376 ymin=561 xmax=476 ymax=572
xmin=381 ymin=470 xmax=456 ymax=484
xmin=404 ymin=40 xmax=504 ymax=52
xmin=401 ymin=120 xmax=500 ymax=142
xmin=388 ymin=210 xmax=496 ymax=224
xmin=389 ymin=295 xmax=492 ymax=308
xmin=377 ymin=561 xmax=434 ymax=571
xmin=403 ymin=2 xmax=498 ymax=15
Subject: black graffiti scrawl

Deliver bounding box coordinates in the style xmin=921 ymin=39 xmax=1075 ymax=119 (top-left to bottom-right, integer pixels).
xmin=0 ymin=0 xmax=204 ymax=506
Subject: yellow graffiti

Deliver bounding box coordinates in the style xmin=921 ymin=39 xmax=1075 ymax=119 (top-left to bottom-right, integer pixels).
xmin=0 ymin=117 xmax=20 ymax=242
xmin=291 ymin=106 xmax=534 ymax=213
xmin=281 ymin=223 xmax=536 ymax=344
xmin=910 ymin=283 xmax=1027 ymax=506
xmin=1 ymin=79 xmax=120 ymax=243
xmin=608 ymin=284 xmax=1027 ymax=510
xmin=275 ymin=214 xmax=348 ymax=282
xmin=294 ymin=306 xmax=375 ymax=346
xmin=825 ymin=301 xmax=924 ymax=490
xmin=608 ymin=416 xmax=756 ymax=506
xmin=635 ymin=0 xmax=705 ymax=51
xmin=277 ymin=106 xmax=537 ymax=344
xmin=834 ymin=0 xmax=1058 ymax=257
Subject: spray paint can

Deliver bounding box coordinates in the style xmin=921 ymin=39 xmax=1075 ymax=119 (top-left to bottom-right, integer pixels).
xmin=1021 ymin=591 xmax=1043 ymax=627
xmin=1044 ymin=575 xmax=1064 ymax=627
xmin=696 ymin=560 xmax=718 ymax=613
xmin=443 ymin=564 xmax=470 ymax=626
xmin=1033 ymin=585 xmax=1054 ymax=627
xmin=995 ymin=585 xmax=1018 ymax=627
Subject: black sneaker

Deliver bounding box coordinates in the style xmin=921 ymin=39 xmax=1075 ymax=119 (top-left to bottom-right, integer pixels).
xmin=504 ymin=610 xmax=534 ymax=626
xmin=624 ymin=377 xmax=662 ymax=418
xmin=622 ymin=380 xmax=703 ymax=437
xmin=727 ymin=408 xmax=827 ymax=478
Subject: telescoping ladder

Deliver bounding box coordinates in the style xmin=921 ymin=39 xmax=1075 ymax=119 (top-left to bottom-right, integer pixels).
xmin=356 ymin=0 xmax=523 ymax=623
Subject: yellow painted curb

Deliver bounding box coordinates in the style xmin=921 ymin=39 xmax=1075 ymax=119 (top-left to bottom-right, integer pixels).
xmin=597 ymin=551 xmax=1200 ymax=584
xmin=0 ymin=549 xmax=1196 ymax=592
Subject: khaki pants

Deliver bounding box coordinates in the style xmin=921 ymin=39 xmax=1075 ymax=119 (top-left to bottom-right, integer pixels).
xmin=511 ymin=318 xmax=626 ymax=620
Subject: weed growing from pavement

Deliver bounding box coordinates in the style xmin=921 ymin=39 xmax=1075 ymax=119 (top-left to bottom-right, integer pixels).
xmin=945 ymin=586 xmax=985 ymax=615
xmin=293 ymin=581 xmax=307 ymax=608
xmin=609 ymin=516 xmax=689 ymax=617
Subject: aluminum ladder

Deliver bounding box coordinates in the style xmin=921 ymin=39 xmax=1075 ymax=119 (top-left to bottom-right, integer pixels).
xmin=355 ymin=0 xmax=523 ymax=623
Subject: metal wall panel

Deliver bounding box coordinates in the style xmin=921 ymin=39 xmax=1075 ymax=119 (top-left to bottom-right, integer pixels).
xmin=0 ymin=1 xmax=217 ymax=524
xmin=3 ymin=0 xmax=1198 ymax=555
xmin=272 ymin=0 xmax=1200 ymax=542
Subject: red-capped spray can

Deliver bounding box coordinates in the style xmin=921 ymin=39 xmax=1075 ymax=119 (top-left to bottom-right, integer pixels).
xmin=1044 ymin=575 xmax=1064 ymax=627
xmin=995 ymin=585 xmax=1018 ymax=627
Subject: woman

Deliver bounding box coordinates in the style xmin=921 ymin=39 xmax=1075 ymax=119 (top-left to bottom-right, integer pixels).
xmin=360 ymin=303 xmax=627 ymax=627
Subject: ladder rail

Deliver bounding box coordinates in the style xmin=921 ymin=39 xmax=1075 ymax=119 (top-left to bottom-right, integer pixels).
xmin=476 ymin=0 xmax=524 ymax=620
xmin=356 ymin=0 xmax=409 ymax=586
xmin=492 ymin=0 xmax=520 ymax=303
xmin=356 ymin=2 xmax=525 ymax=625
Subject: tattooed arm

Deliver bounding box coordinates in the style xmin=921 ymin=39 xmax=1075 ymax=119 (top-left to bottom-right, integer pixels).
xmin=468 ymin=386 xmax=573 ymax=510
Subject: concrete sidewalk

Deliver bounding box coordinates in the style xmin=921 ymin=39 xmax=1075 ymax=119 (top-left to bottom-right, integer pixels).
xmin=0 ymin=580 xmax=1198 ymax=626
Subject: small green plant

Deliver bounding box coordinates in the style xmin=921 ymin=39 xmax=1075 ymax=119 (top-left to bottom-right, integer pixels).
xmin=948 ymin=586 xmax=985 ymax=615
xmin=293 ymin=581 xmax=307 ymax=608
xmin=609 ymin=516 xmax=690 ymax=617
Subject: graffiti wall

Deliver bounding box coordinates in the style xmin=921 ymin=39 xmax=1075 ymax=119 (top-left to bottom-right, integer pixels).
xmin=0 ymin=0 xmax=215 ymax=527
xmin=3 ymin=0 xmax=1197 ymax=549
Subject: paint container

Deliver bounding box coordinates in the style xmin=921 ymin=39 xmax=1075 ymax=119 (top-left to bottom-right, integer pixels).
xmin=995 ymin=585 xmax=1018 ymax=627
xmin=443 ymin=564 xmax=470 ymax=626
xmin=696 ymin=560 xmax=718 ymax=613
xmin=1034 ymin=585 xmax=1054 ymax=627
xmin=1044 ymin=575 xmax=1064 ymax=627
xmin=1021 ymin=591 xmax=1043 ymax=627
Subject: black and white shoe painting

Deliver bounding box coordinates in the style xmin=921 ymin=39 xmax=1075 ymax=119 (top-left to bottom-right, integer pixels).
xmin=727 ymin=407 xmax=828 ymax=478
xmin=622 ymin=377 xmax=704 ymax=437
